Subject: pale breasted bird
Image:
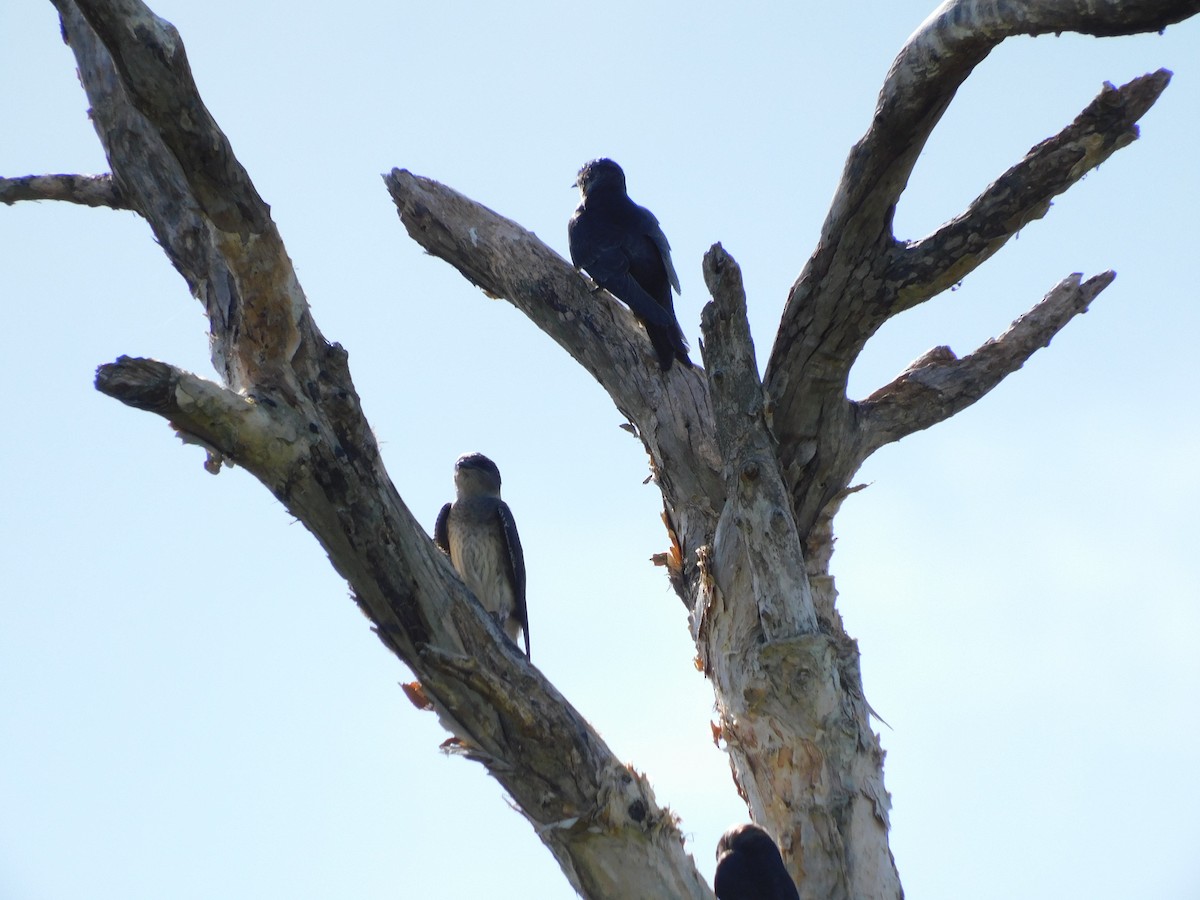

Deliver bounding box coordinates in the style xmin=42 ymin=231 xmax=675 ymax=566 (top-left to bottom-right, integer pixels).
xmin=714 ymin=823 xmax=800 ymax=900
xmin=568 ymin=158 xmax=692 ymax=371
xmin=434 ymin=452 xmax=529 ymax=658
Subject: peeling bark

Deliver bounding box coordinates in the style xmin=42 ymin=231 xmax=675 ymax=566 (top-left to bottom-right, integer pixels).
xmin=697 ymin=247 xmax=898 ymax=900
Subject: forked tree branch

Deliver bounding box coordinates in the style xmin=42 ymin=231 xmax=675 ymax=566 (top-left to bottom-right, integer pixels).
xmin=0 ymin=173 xmax=128 ymax=208
xmin=761 ymin=0 xmax=1195 ymax=537
xmin=48 ymin=0 xmax=274 ymax=385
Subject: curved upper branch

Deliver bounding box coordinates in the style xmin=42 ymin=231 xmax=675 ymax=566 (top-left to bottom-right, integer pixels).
xmin=768 ymin=0 xmax=1197 ymax=399
xmin=761 ymin=0 xmax=1196 ymax=537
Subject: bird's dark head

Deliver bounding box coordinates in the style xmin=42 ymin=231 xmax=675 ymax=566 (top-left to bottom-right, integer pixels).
xmin=714 ymin=823 xmax=798 ymax=900
xmin=454 ymin=452 xmax=503 ymax=496
xmin=574 ymin=158 xmax=627 ymax=197
xmin=716 ymin=823 xmax=781 ymax=861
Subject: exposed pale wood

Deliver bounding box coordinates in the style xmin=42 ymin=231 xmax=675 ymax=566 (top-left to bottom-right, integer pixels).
xmin=697 ymin=246 xmax=898 ymax=899
xmin=69 ymin=0 xmax=270 ymax=234
xmin=699 ymin=244 xmax=817 ymax=642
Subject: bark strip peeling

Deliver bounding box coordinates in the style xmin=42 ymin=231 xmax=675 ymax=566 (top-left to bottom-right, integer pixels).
xmin=698 ymin=245 xmax=899 ymax=899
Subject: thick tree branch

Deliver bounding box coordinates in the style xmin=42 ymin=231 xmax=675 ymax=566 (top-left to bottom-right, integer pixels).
xmin=62 ymin=0 xmax=268 ymax=234
xmin=891 ymin=71 xmax=1169 ymax=311
xmin=55 ymin=0 xmax=311 ymax=390
xmin=94 ymin=355 xmax=307 ymax=475
xmin=858 ymin=271 xmax=1114 ymax=454
xmin=43 ymin=3 xmax=225 ymax=377
xmin=385 ymin=169 xmax=673 ymax=395
xmin=0 ymin=173 xmax=127 ymax=208
xmin=695 ymin=247 xmax=898 ymax=900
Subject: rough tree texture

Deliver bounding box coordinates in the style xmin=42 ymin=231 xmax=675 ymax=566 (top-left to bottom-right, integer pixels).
xmin=3 ymin=0 xmax=1197 ymax=898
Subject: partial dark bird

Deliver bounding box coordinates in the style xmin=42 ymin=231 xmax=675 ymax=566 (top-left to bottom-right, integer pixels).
xmin=568 ymin=158 xmax=692 ymax=371
xmin=714 ymin=823 xmax=800 ymax=900
xmin=434 ymin=452 xmax=529 ymax=658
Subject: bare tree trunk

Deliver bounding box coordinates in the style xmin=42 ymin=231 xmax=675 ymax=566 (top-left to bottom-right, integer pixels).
xmin=5 ymin=0 xmax=1197 ymax=897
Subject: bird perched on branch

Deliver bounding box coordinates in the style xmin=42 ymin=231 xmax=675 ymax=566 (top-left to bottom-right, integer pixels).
xmin=714 ymin=823 xmax=800 ymax=900
xmin=434 ymin=452 xmax=529 ymax=658
xmin=568 ymin=158 xmax=692 ymax=371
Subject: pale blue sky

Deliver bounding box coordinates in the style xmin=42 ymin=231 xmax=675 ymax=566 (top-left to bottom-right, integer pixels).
xmin=2 ymin=2 xmax=1197 ymax=898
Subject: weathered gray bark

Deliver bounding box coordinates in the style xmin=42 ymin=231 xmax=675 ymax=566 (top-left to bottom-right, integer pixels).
xmin=5 ymin=0 xmax=1197 ymax=898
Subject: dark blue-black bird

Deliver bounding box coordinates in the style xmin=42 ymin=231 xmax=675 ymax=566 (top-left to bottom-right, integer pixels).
xmin=434 ymin=452 xmax=529 ymax=658
xmin=568 ymin=158 xmax=691 ymax=371
xmin=714 ymin=823 xmax=800 ymax=900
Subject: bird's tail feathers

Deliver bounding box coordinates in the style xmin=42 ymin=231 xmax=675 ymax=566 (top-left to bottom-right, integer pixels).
xmin=648 ymin=321 xmax=693 ymax=371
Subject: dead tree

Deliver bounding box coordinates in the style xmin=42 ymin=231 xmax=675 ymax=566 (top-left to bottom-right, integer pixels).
xmin=4 ymin=0 xmax=1197 ymax=897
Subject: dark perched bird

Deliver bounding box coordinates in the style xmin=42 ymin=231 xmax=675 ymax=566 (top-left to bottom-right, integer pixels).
xmin=434 ymin=452 xmax=529 ymax=658
xmin=714 ymin=823 xmax=800 ymax=900
xmin=568 ymin=158 xmax=692 ymax=371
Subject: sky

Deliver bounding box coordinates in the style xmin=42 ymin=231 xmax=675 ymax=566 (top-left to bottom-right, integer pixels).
xmin=1 ymin=1 xmax=1197 ymax=898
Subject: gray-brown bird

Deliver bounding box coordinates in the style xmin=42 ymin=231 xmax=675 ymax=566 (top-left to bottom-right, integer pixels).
xmin=434 ymin=452 xmax=529 ymax=658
